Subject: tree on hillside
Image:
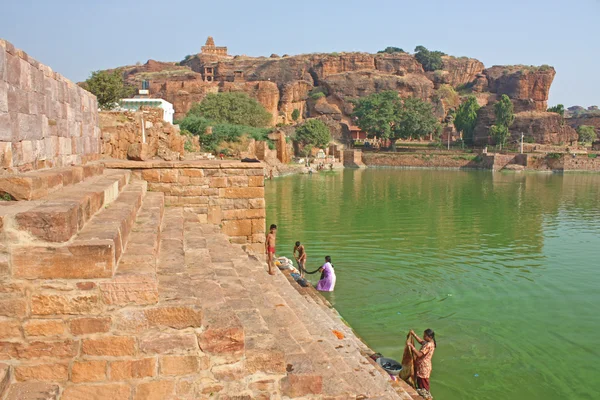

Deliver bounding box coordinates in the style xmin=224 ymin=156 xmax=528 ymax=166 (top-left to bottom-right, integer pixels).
xmin=85 ymin=70 xmax=135 ymax=110
xmin=351 ymin=91 xmax=401 ymax=140
xmin=453 ymin=96 xmax=481 ymax=144
xmin=547 ymin=104 xmax=565 ymax=117
xmin=378 ymin=47 xmax=405 ymax=54
xmin=414 ymin=45 xmax=445 ymax=72
xmin=187 ymin=92 xmax=272 ymax=127
xmin=490 ymin=94 xmax=515 ymax=149
xmin=292 ymin=109 xmax=300 ymax=122
xmin=577 ymin=125 xmax=597 ymax=145
xmin=352 ymin=91 xmax=440 ymax=144
xmin=295 ymin=119 xmax=331 ymax=149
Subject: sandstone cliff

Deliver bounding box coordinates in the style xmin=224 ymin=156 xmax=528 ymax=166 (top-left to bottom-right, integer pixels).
xmin=105 ymin=49 xmax=567 ymax=144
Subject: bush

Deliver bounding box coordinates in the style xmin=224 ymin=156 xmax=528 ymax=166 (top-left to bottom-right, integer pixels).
xmin=436 ymin=85 xmax=460 ymax=108
xmin=587 ymin=153 xmax=598 ymax=159
xmin=292 ymin=109 xmax=300 ymax=121
xmin=453 ymin=96 xmax=480 ymax=144
xmin=295 ymin=119 xmax=331 ymax=149
xmin=187 ymin=92 xmax=272 ymax=128
xmin=309 ymin=87 xmax=328 ymax=100
xmin=546 ymin=153 xmax=563 ymax=159
xmin=84 ymin=70 xmax=135 ymax=110
xmin=577 ymin=125 xmax=597 ymax=144
xmin=378 ymin=47 xmax=405 ymax=54
xmin=414 ymin=45 xmax=445 ymax=72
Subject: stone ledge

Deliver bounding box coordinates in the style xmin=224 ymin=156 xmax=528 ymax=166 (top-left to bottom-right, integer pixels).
xmin=102 ymin=159 xmax=265 ymax=170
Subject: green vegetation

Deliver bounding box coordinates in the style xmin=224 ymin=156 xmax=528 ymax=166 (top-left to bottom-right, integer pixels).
xmin=84 ymin=70 xmax=136 ymax=110
xmin=309 ymin=87 xmax=328 ymax=100
xmin=588 ymin=153 xmax=598 ymax=159
xmin=414 ymin=45 xmax=446 ymax=72
xmin=436 ymin=85 xmax=460 ymax=108
xmin=187 ymin=92 xmax=272 ymax=128
xmin=453 ymin=96 xmax=481 ymax=145
xmin=1 ymin=193 xmax=14 ymax=201
xmin=292 ymin=109 xmax=300 ymax=121
xmin=179 ymin=54 xmax=194 ymax=65
xmin=546 ymin=153 xmax=563 ymax=160
xmin=547 ymin=104 xmax=565 ymax=117
xmin=295 ymin=119 xmax=331 ymax=149
xmin=577 ymin=125 xmax=598 ymax=145
xmin=351 ymin=91 xmax=440 ymax=143
xmin=378 ymin=47 xmax=405 ymax=54
xmin=489 ymin=94 xmax=515 ymax=149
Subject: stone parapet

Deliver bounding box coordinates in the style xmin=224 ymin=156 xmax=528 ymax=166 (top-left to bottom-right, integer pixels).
xmin=0 ymin=39 xmax=101 ymax=173
xmin=104 ymin=160 xmax=266 ymax=251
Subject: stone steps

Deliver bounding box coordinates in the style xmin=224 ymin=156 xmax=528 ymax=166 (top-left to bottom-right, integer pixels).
xmin=0 ymin=163 xmax=104 ymax=201
xmin=10 ymin=179 xmax=147 ymax=280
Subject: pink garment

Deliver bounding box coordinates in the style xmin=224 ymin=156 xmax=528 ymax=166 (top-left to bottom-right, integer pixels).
xmin=316 ymin=262 xmax=336 ymax=292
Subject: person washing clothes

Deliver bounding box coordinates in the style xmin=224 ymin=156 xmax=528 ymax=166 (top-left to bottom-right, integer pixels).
xmin=407 ymin=329 xmax=436 ymax=398
xmin=316 ymin=256 xmax=336 ymax=292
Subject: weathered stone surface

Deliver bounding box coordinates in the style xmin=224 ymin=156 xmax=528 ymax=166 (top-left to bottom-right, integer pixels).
xmin=159 ymin=355 xmax=206 ymax=376
xmin=82 ymin=336 xmax=136 ymax=357
xmin=246 ymin=350 xmax=286 ymax=374
xmin=280 ymin=374 xmax=323 ymax=397
xmin=71 ymin=360 xmax=107 ymax=383
xmin=69 ymin=317 xmax=111 ymax=335
xmin=127 ymin=143 xmax=151 ymax=161
xmin=23 ymin=319 xmax=66 ymax=337
xmin=139 ymin=332 xmax=198 ymax=355
xmin=110 ymin=358 xmax=156 ymax=380
xmin=62 ymin=384 xmax=131 ymax=400
xmin=14 ymin=362 xmax=69 ymax=381
xmin=16 ymin=340 xmax=78 ymax=359
xmin=134 ymin=380 xmax=175 ymax=400
xmin=115 ymin=306 xmax=202 ymax=332
xmin=4 ymin=382 xmax=60 ymax=400
xmin=484 ymin=65 xmax=555 ymax=110
xmin=0 ymin=319 xmax=20 ymax=339
xmin=31 ymin=294 xmax=102 ymax=315
xmin=99 ymin=275 xmax=159 ymax=306
xmin=0 ymin=363 xmax=10 ymax=397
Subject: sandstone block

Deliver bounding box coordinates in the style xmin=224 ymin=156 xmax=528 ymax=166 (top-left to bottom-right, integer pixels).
xmin=197 ymin=325 xmax=244 ymax=356
xmin=246 ymin=350 xmax=286 ymax=374
xmin=69 ymin=317 xmax=111 ymax=335
xmin=160 ymin=169 xmax=178 ymax=183
xmin=15 ymin=203 xmax=79 ymax=242
xmin=4 ymin=382 xmax=59 ymax=400
xmin=139 ymin=333 xmax=198 ymax=355
xmin=76 ymin=282 xmax=96 ymax=290
xmin=0 ymin=362 xmax=10 ymax=397
xmin=252 ymin=219 xmax=266 ymax=234
xmin=141 ymin=168 xmax=160 ymax=182
xmin=62 ymin=384 xmax=131 ymax=400
xmin=280 ymin=374 xmax=323 ymax=397
xmin=14 ymin=362 xmax=69 ymax=382
xmin=221 ymin=219 xmax=252 ymax=237
xmin=249 ymin=198 xmax=266 ymax=209
xmin=82 ymin=336 xmax=136 ymax=357
xmin=71 ymin=360 xmax=107 ymax=383
xmin=209 ymin=177 xmax=227 ymax=188
xmin=181 ymin=168 xmax=204 ymax=177
xmin=17 ymin=340 xmax=78 ymax=360
xmin=127 ymin=143 xmax=151 ymax=161
xmin=222 ymin=208 xmax=265 ymax=220
xmin=110 ymin=358 xmax=156 ymax=380
xmin=99 ymin=275 xmax=159 ymax=306
xmin=159 ymin=355 xmax=206 ymax=376
xmin=0 ymin=319 xmax=20 ymax=339
xmin=221 ymin=187 xmax=264 ymax=199
xmin=31 ymin=294 xmax=102 ymax=315
xmin=115 ymin=306 xmax=202 ymax=332
xmin=133 ymin=380 xmax=175 ymax=400
xmin=248 ymin=175 xmax=264 ymax=187
xmin=0 ymin=299 xmax=27 ymax=318
xmin=23 ymin=319 xmax=65 ymax=337
xmin=211 ymin=361 xmax=245 ymax=381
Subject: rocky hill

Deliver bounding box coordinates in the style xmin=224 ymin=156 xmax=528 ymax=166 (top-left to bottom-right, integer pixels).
xmin=105 ymin=37 xmax=577 ymax=145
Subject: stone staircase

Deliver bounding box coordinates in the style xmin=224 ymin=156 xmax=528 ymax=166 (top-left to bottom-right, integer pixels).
xmin=0 ymin=165 xmax=418 ymax=399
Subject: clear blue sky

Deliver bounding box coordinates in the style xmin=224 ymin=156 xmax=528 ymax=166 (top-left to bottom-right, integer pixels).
xmin=1 ymin=0 xmax=598 ymax=107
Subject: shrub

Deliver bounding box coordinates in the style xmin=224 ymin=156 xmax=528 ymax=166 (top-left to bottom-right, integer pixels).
xmin=588 ymin=153 xmax=598 ymax=159
xmin=436 ymin=85 xmax=460 ymax=108
xmin=295 ymin=119 xmax=331 ymax=149
xmin=84 ymin=70 xmax=135 ymax=110
xmin=309 ymin=87 xmax=328 ymax=100
xmin=577 ymin=125 xmax=597 ymax=144
xmin=187 ymin=92 xmax=272 ymax=128
xmin=546 ymin=153 xmax=563 ymax=159
xmin=414 ymin=45 xmax=445 ymax=72
xmin=378 ymin=47 xmax=405 ymax=54
xmin=292 ymin=109 xmax=300 ymax=121
xmin=453 ymin=96 xmax=480 ymax=144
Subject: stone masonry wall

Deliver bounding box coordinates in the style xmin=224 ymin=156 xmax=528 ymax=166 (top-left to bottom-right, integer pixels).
xmin=105 ymin=160 xmax=266 ymax=252
xmin=0 ymin=39 xmax=101 ymax=173
xmin=363 ymin=152 xmax=485 ymax=169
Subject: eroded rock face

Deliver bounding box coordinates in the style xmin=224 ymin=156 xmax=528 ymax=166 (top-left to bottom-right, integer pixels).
xmin=566 ymin=114 xmax=600 ymax=136
xmin=484 ymin=66 xmax=556 ymax=110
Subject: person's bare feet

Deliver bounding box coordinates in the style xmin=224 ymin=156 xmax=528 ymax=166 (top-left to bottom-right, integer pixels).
xmin=268 ymin=270 xmax=276 ymax=275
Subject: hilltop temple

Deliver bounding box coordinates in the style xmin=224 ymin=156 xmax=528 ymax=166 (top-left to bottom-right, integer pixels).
xmin=200 ymin=36 xmax=228 ymax=56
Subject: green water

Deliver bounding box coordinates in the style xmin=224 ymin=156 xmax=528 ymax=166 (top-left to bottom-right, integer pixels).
xmin=265 ymin=169 xmax=600 ymax=400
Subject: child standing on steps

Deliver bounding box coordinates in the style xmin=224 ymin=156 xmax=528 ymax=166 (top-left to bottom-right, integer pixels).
xmin=265 ymin=224 xmax=277 ymax=275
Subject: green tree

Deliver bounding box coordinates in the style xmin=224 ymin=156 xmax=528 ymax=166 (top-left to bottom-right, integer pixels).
xmin=490 ymin=125 xmax=510 ymax=149
xmin=493 ymin=94 xmax=515 ymax=128
xmin=187 ymin=92 xmax=272 ymax=127
xmin=394 ymin=97 xmax=440 ymax=140
xmin=453 ymin=96 xmax=481 ymax=144
xmin=577 ymin=125 xmax=598 ymax=144
xmin=547 ymin=104 xmax=565 ymax=117
xmin=85 ymin=70 xmax=134 ymax=110
xmin=351 ymin=91 xmax=401 ymax=140
xmin=414 ymin=45 xmax=445 ymax=72
xmin=291 ymin=109 xmax=300 ymax=121
xmin=378 ymin=47 xmax=405 ymax=54
xmin=295 ymin=119 xmax=331 ymax=149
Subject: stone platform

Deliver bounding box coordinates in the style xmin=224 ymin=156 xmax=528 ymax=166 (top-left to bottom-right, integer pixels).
xmin=0 ymin=162 xmax=419 ymax=399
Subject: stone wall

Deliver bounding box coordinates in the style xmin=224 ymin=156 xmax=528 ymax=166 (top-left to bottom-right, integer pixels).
xmin=343 ymin=149 xmax=365 ymax=167
xmin=0 ymin=39 xmax=101 ymax=173
xmin=104 ymin=160 xmax=265 ymax=252
xmin=362 ymin=152 xmax=485 ymax=169
xmin=525 ymin=153 xmax=600 ymax=171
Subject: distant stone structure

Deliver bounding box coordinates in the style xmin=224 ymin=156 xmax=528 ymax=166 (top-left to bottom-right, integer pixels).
xmin=200 ymin=36 xmax=228 ymax=56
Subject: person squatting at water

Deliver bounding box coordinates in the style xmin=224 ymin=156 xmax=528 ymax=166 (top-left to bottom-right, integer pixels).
xmin=316 ymin=255 xmax=336 ymax=292
xmin=265 ymin=224 xmax=277 ymax=275
xmin=293 ymin=241 xmax=307 ymax=278
xmin=407 ymin=328 xmax=436 ymax=398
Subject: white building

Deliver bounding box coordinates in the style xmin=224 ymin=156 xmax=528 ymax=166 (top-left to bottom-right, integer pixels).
xmin=119 ymin=98 xmax=175 ymax=124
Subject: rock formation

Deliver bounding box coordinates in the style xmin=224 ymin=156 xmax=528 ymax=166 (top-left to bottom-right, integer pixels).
xmin=103 ymin=40 xmax=569 ymax=144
